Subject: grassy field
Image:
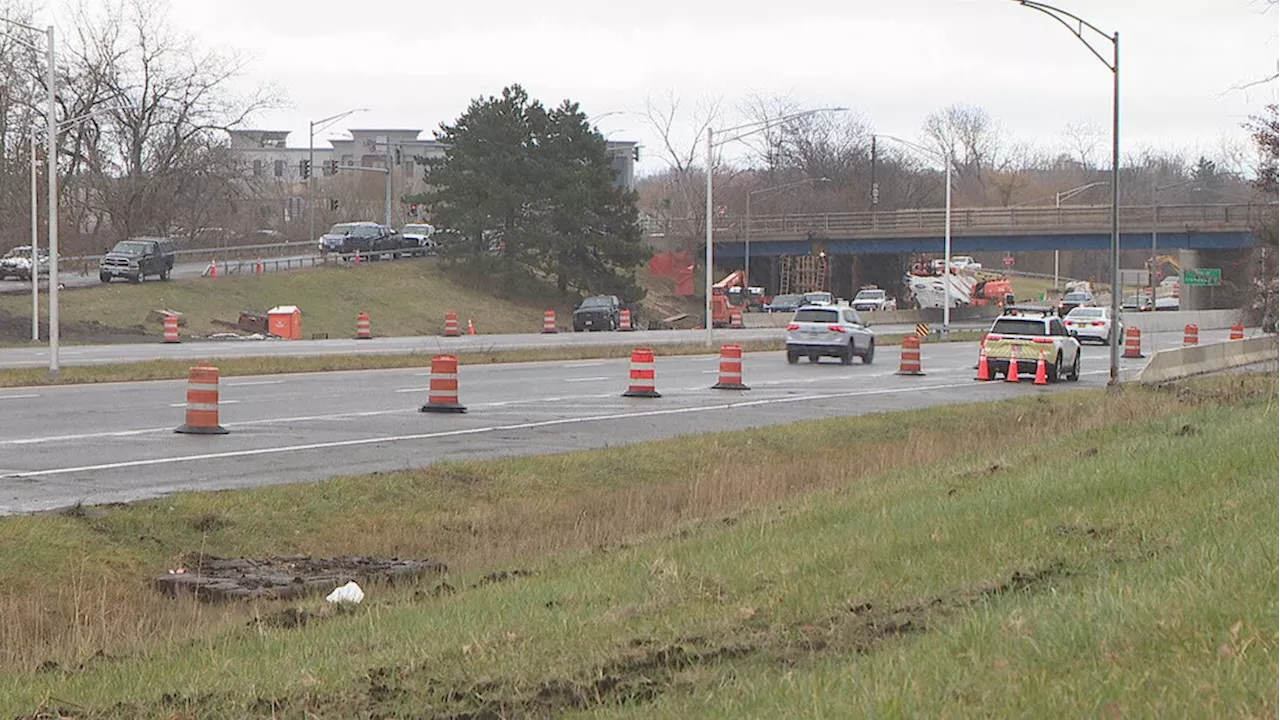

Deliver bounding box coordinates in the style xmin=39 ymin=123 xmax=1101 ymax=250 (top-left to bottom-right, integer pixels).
xmin=0 ymin=260 xmax=577 ymax=342
xmin=0 ymin=331 xmax=983 ymax=388
xmin=0 ymin=374 xmax=1274 ymax=717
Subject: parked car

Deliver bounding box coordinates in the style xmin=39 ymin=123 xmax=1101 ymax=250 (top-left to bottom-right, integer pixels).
xmin=99 ymin=237 xmax=176 ymax=283
xmin=400 ymin=224 xmax=438 ymax=257
xmin=785 ymin=305 xmax=875 ymax=365
xmin=1064 ymin=306 xmax=1122 ymax=345
xmin=0 ymin=246 xmax=49 ymax=281
xmin=573 ymin=295 xmax=623 ymax=332
xmin=764 ymin=293 xmax=806 ymax=313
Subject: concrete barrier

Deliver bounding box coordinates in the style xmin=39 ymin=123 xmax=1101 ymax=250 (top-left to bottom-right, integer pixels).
xmin=1121 ymin=309 xmax=1242 ymax=334
xmin=1136 ymin=335 xmax=1278 ymax=384
xmin=743 ymin=305 xmax=1001 ymax=329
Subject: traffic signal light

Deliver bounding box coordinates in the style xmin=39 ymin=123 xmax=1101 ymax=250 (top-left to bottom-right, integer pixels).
xmin=394 ymin=147 xmax=402 ymax=165
xmin=329 ymin=199 xmax=339 ymax=211
xmin=299 ymin=159 xmax=311 ymax=179
xmin=408 ymin=203 xmax=419 ymax=218
xmin=322 ymin=160 xmax=337 ymax=176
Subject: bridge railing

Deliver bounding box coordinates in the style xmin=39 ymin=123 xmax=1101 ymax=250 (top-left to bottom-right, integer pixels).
xmin=711 ymin=202 xmax=1275 ymax=239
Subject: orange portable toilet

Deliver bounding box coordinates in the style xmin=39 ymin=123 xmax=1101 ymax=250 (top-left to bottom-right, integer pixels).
xmin=268 ymin=305 xmax=302 ymax=340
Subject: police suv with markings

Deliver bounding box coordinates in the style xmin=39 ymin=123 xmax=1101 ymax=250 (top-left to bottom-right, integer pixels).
xmin=982 ymin=305 xmax=1081 ymax=382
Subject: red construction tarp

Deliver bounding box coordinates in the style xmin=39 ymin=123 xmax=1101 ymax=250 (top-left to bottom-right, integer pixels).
xmin=649 ymin=250 xmax=695 ymax=296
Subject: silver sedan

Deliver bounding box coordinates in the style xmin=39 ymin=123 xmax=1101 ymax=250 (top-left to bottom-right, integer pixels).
xmin=1064 ymin=306 xmax=1122 ymax=344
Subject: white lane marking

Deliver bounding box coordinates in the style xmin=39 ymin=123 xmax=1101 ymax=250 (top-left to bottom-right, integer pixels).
xmin=3 ymin=381 xmax=980 ymax=478
xmin=0 ymin=394 xmax=40 ymax=400
xmin=167 ymin=400 xmax=241 ymax=408
xmin=563 ymin=361 xmax=606 ymax=368
xmin=395 ymin=387 xmax=428 ymax=394
xmin=227 ymin=380 xmax=284 ymax=387
xmin=564 ymin=376 xmax=608 ymax=383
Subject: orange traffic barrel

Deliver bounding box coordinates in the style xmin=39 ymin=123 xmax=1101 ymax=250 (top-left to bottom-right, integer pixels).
xmin=542 ymin=310 xmax=558 ymax=334
xmin=730 ymin=308 xmax=744 ymax=329
xmin=174 ymin=363 xmax=229 ymax=435
xmin=896 ymin=335 xmax=925 ymax=376
xmin=1123 ymin=326 xmax=1144 ymax=358
xmin=1230 ymin=322 xmax=1244 ymax=341
xmin=619 ymin=308 xmax=634 ymax=331
xmin=355 ymin=312 xmax=372 ymax=340
xmin=444 ymin=311 xmax=460 ymax=337
xmin=711 ymin=344 xmax=749 ymax=390
xmin=420 ymin=355 xmax=467 ymax=413
xmin=622 ymin=347 xmax=661 ymax=398
xmin=1183 ymin=324 xmax=1199 ymax=347
xmin=162 ymin=314 xmax=180 ymax=344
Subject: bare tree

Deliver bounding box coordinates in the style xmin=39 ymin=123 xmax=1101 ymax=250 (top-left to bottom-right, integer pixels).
xmin=1061 ymin=120 xmax=1103 ymax=170
xmin=637 ymin=91 xmax=721 ymax=251
xmin=922 ymin=103 xmax=1000 ymax=187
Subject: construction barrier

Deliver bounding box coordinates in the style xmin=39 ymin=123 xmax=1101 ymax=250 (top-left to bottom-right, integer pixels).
xmin=254 ymin=259 xmax=264 ymax=276
xmin=542 ymin=310 xmax=558 ymax=334
xmin=896 ymin=335 xmax=925 ymax=376
xmin=915 ymin=323 xmax=930 ymax=338
xmin=1034 ymin=350 xmax=1049 ymax=386
xmin=162 ymin=314 xmax=180 ymax=344
xmin=619 ymin=308 xmax=634 ymax=331
xmin=444 ymin=312 xmax=460 ymax=337
xmin=1183 ymin=324 xmax=1199 ymax=347
xmin=730 ymin=308 xmax=743 ymax=329
xmin=622 ymin=347 xmax=661 ymax=398
xmin=174 ymin=363 xmax=229 ymax=435
xmin=711 ymin=344 xmax=750 ymax=390
xmin=1123 ymin=326 xmax=1144 ymax=359
xmin=420 ymin=355 xmax=467 ymax=413
xmin=1230 ymin=322 xmax=1245 ymax=341
xmin=356 ymin=312 xmax=372 ymax=340
xmin=976 ymin=348 xmax=990 ymax=381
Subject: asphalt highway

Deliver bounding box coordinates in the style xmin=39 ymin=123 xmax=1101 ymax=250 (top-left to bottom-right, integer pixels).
xmin=0 ymin=329 xmax=1237 ymax=515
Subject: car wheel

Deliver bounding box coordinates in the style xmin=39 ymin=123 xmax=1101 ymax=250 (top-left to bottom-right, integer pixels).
xmin=840 ymin=344 xmax=854 ymax=365
xmin=161 ymin=267 xmax=171 ymax=281
xmin=133 ymin=272 xmax=143 ymax=283
xmin=786 ymin=349 xmax=799 ymax=365
xmin=1067 ymin=352 xmax=1081 ymax=382
xmin=100 ymin=273 xmax=110 ymax=283
xmin=862 ymin=339 xmax=875 ymax=364
xmin=1048 ymin=353 xmax=1062 ymax=383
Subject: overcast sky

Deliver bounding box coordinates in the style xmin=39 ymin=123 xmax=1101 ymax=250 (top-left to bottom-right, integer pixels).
xmin=125 ymin=1 xmax=1279 ymax=175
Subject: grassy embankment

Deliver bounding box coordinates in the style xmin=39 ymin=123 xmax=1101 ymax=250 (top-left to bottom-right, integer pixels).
xmin=1 ymin=374 xmax=1275 ymax=717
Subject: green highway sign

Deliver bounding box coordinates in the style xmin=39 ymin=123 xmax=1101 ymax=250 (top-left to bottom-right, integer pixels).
xmin=1183 ymin=268 xmax=1221 ymax=287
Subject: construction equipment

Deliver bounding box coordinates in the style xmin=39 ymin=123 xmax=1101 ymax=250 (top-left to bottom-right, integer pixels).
xmin=971 ymin=278 xmax=1015 ymax=307
xmin=710 ymin=270 xmax=748 ymax=327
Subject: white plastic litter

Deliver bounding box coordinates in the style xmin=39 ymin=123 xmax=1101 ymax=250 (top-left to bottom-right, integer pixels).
xmin=325 ymin=580 xmax=365 ymax=604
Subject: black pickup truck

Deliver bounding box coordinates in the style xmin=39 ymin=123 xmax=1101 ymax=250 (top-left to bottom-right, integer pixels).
xmin=99 ymin=237 xmax=176 ymax=283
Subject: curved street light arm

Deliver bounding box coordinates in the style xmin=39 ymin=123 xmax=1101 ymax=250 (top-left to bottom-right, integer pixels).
xmin=715 ymin=107 xmax=848 ymax=148
xmin=1016 ymin=0 xmax=1116 ymax=71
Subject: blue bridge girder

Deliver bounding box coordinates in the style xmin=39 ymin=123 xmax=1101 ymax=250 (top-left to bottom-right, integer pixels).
xmin=706 ymin=202 xmax=1273 ymax=257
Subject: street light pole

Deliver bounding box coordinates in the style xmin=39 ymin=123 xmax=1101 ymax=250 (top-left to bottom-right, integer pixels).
xmin=1014 ymin=0 xmax=1121 ymax=387
xmin=703 ymin=108 xmax=847 ymax=345
xmin=1052 ymin=180 xmax=1110 ymax=290
xmin=308 ymin=108 xmax=368 ymax=246
xmin=30 ymin=130 xmax=38 ymax=341
xmin=45 ymin=24 xmax=59 ymax=377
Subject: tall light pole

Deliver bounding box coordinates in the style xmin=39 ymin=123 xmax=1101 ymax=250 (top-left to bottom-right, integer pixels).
xmin=2 ymin=18 xmax=58 ymax=375
xmin=309 ymin=108 xmax=367 ymax=244
xmin=745 ymin=177 xmax=830 ymax=290
xmin=876 ymin=134 xmax=955 ymax=333
xmin=1015 ymin=0 xmax=1120 ymax=386
xmin=705 ymin=107 xmax=847 ymax=344
xmin=1053 ymin=180 xmax=1109 ymax=290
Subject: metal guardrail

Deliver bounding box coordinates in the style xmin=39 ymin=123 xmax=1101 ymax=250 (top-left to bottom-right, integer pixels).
xmin=706 ymin=203 xmax=1275 ymax=241
xmin=61 ymin=240 xmax=320 ymax=268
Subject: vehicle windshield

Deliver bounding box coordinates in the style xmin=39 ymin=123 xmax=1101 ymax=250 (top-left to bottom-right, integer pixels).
xmin=854 ymin=290 xmax=884 ymax=300
xmin=1067 ymin=308 xmax=1105 ymax=319
xmin=579 ymin=297 xmax=612 ymax=309
xmin=771 ymin=294 xmax=803 ymax=306
xmin=327 ymin=223 xmax=360 ymax=235
xmin=991 ymin=318 xmax=1048 ymax=336
xmin=111 ymin=241 xmax=151 ymax=256
xmin=1063 ymin=292 xmax=1091 ymax=302
xmin=403 ymin=224 xmax=433 ymax=235
xmin=794 ymin=308 xmax=840 ymax=323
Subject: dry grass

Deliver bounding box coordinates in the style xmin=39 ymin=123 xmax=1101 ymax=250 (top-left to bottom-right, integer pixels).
xmin=0 ymin=374 xmax=1269 ymax=676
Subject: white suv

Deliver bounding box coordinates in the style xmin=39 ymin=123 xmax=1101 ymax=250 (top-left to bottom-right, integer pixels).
xmin=786 ymin=305 xmax=875 ymax=365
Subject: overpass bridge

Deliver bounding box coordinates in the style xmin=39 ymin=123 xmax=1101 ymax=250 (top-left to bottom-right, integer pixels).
xmin=706 ymin=202 xmax=1273 ymax=258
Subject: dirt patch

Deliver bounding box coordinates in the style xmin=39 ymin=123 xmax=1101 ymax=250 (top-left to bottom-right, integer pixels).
xmin=475 ymin=569 xmax=536 ymax=587
xmin=154 ymin=553 xmax=447 ymax=603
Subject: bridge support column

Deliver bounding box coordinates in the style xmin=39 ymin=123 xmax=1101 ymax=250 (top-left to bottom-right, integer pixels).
xmin=1178 ymin=249 xmax=1203 ymax=310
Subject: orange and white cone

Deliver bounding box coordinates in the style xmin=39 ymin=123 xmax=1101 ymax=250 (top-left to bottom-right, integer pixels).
xmin=542 ymin=310 xmax=558 ymax=334
xmin=355 ymin=312 xmax=372 ymax=340
xmin=467 ymin=319 xmax=476 ymax=335
xmin=1006 ymin=345 xmax=1020 ymax=383
xmin=1034 ymin=351 xmax=1049 ymax=386
xmin=711 ymin=344 xmax=750 ymax=390
xmin=444 ymin=312 xmax=460 ymax=337
xmin=420 ymin=355 xmax=466 ymax=413
xmin=975 ymin=349 xmax=990 ymax=381
xmin=622 ymin=347 xmax=661 ymax=398
xmin=162 ymin=314 xmax=180 ymax=344
xmin=174 ymin=363 xmax=229 ymax=435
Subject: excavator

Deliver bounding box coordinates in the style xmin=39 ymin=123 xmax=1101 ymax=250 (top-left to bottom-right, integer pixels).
xmin=710 ymin=270 xmax=765 ymax=326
